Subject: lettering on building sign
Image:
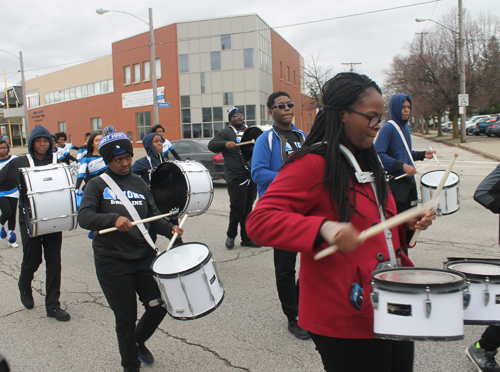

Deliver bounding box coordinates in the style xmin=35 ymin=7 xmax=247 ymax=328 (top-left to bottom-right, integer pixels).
xmin=31 ymin=110 xmax=45 ymax=122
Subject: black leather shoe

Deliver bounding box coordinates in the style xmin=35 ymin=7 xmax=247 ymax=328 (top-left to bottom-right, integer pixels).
xmin=241 ymin=240 xmax=261 ymax=248
xmin=47 ymin=308 xmax=70 ymax=321
xmin=137 ymin=343 xmax=154 ymax=365
xmin=225 ymin=237 xmax=235 ymax=249
xmin=288 ymin=321 xmax=310 ymax=340
xmin=18 ymin=282 xmax=34 ymax=309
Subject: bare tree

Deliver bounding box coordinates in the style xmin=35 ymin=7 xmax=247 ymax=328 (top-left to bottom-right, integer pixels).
xmin=302 ymin=53 xmax=335 ymax=110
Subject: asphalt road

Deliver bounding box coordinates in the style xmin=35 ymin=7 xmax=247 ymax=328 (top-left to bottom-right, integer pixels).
xmin=1 ymin=136 xmax=499 ymax=372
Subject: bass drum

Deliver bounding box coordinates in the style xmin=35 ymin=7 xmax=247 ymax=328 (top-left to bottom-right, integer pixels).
xmin=239 ymin=126 xmax=263 ymax=171
xmin=150 ymin=161 xmax=213 ymax=218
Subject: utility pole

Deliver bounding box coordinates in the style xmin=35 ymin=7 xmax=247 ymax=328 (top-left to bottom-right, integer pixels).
xmin=415 ymin=32 xmax=428 ymax=54
xmin=342 ymin=62 xmax=361 ymax=72
xmin=458 ymin=0 xmax=467 ymax=143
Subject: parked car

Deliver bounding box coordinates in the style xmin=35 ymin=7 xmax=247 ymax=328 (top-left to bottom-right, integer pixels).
xmin=485 ymin=121 xmax=500 ymax=137
xmin=441 ymin=121 xmax=453 ymax=132
xmin=171 ymin=139 xmax=225 ymax=180
xmin=475 ymin=116 xmax=500 ymax=136
xmin=466 ymin=115 xmax=492 ymax=135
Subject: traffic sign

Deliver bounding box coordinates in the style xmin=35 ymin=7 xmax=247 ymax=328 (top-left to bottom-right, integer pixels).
xmin=158 ymin=102 xmax=170 ymax=108
xmin=458 ymin=94 xmax=469 ymax=107
xmin=157 ymin=94 xmax=165 ymax=100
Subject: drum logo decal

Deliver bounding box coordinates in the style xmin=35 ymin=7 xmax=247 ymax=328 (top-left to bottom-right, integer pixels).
xmin=387 ymin=303 xmax=412 ymax=317
xmin=103 ymin=188 xmax=146 ymax=205
xmin=496 ymin=295 xmax=500 ymax=305
xmin=43 ymin=177 xmax=53 ymax=181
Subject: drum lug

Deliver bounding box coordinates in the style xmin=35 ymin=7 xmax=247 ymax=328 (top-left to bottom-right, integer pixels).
xmin=180 ymin=280 xmax=195 ymax=316
xmin=370 ymin=291 xmax=379 ymax=310
xmin=425 ymin=286 xmax=432 ymax=318
xmin=463 ymin=287 xmax=471 ymax=310
xmin=484 ymin=277 xmax=490 ymax=307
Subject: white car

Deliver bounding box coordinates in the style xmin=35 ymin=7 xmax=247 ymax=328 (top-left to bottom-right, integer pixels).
xmin=465 ymin=115 xmax=492 ymax=135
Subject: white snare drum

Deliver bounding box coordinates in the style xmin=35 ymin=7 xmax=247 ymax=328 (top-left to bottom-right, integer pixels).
xmin=151 ymin=161 xmax=213 ymax=218
xmin=420 ymin=170 xmax=460 ymax=215
xmin=152 ymin=243 xmax=224 ymax=320
xmin=371 ymin=268 xmax=467 ymax=341
xmin=445 ymin=260 xmax=500 ymax=325
xmin=20 ymin=163 xmax=77 ymax=237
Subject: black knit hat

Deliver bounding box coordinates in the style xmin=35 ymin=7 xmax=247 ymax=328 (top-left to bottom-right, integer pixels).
xmin=98 ymin=132 xmax=133 ymax=164
xmin=227 ymin=106 xmax=242 ymax=121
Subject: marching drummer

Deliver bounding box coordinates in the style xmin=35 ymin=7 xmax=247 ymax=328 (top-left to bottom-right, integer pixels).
xmin=150 ymin=125 xmax=182 ymax=161
xmin=246 ymin=73 xmax=435 ymax=372
xmin=0 ymin=125 xmax=70 ymax=321
xmin=78 ymin=131 xmax=183 ymax=372
xmin=208 ymin=107 xmax=260 ymax=249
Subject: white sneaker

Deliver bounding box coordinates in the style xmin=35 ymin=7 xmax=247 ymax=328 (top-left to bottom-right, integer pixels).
xmin=8 ymin=241 xmax=19 ymax=248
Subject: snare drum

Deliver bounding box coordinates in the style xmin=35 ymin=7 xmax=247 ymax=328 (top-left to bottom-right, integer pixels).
xmin=444 ymin=260 xmax=500 ymax=325
xmin=150 ymin=161 xmax=213 ymax=217
xmin=20 ymin=163 xmax=78 ymax=237
xmin=371 ymin=267 xmax=467 ymax=341
xmin=420 ymin=170 xmax=460 ymax=215
xmin=152 ymin=243 xmax=224 ymax=320
xmin=239 ymin=126 xmax=263 ymax=171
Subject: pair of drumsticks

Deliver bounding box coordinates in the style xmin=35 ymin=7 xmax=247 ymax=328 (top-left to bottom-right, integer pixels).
xmin=394 ymin=146 xmax=439 ymax=180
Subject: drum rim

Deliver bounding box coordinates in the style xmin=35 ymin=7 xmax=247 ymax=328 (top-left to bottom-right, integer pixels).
xmin=151 ymin=242 xmax=212 ymax=277
xmin=167 ymin=290 xmax=224 ymax=321
xmin=372 ymin=267 xmax=467 ymax=294
xmin=420 ymin=170 xmax=459 ymax=189
xmin=150 ymin=161 xmax=189 ymax=216
xmin=444 ymin=260 xmax=500 ymax=283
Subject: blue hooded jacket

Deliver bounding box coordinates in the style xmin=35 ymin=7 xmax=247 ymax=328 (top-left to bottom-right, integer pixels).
xmin=375 ymin=94 xmax=425 ymax=176
xmin=131 ymin=133 xmax=165 ymax=185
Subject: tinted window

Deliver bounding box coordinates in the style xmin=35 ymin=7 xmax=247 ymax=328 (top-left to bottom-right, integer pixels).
xmin=173 ymin=142 xmax=193 ymax=154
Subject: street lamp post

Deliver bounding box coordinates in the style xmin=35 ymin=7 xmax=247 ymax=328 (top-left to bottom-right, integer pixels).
xmin=416 ymin=0 xmax=467 ymax=143
xmin=96 ymin=8 xmax=159 ymax=127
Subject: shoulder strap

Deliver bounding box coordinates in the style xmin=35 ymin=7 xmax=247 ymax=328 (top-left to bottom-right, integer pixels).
xmin=100 ymin=173 xmax=156 ymax=250
xmin=388 ymin=120 xmax=415 ymax=167
xmin=26 ymin=153 xmax=58 ymax=167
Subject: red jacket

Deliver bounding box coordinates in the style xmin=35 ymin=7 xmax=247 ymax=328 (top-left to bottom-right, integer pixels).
xmin=247 ymin=153 xmax=413 ymax=339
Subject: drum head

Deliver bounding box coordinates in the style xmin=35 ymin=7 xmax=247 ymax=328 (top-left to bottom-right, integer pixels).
xmin=445 ymin=260 xmax=500 ymax=282
xmin=150 ymin=162 xmax=187 ymax=215
xmin=152 ymin=243 xmax=210 ymax=276
xmin=421 ymin=170 xmax=459 ymax=188
xmin=240 ymin=126 xmax=263 ymax=164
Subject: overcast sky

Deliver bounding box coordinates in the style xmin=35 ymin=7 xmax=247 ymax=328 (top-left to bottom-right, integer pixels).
xmin=1 ymin=0 xmax=499 ymax=93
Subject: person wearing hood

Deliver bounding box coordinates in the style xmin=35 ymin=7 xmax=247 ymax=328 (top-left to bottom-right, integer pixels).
xmin=0 ymin=125 xmax=70 ymax=321
xmin=375 ymin=94 xmax=435 ymax=246
xmin=150 ymin=125 xmax=182 ymax=161
xmin=208 ymin=107 xmax=260 ymax=249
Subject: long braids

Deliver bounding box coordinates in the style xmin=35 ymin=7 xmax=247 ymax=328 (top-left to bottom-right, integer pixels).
xmin=285 ymin=72 xmax=387 ymax=222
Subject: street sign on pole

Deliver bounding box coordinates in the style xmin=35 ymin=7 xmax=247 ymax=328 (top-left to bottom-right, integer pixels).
xmin=458 ymin=94 xmax=469 ymax=107
xmin=158 ymin=102 xmax=170 ymax=108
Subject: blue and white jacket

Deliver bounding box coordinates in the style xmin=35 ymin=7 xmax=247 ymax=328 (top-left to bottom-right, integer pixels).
xmin=251 ymin=124 xmax=306 ymax=197
xmin=75 ymin=154 xmax=107 ymax=190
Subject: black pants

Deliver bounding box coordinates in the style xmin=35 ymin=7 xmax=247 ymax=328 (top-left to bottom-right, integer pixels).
xmin=226 ymin=178 xmax=257 ymax=241
xmin=0 ymin=197 xmax=18 ymax=230
xmin=273 ymin=248 xmax=299 ymax=322
xmin=95 ymin=252 xmax=167 ymax=370
xmin=389 ymin=177 xmax=418 ymax=252
xmin=309 ymin=332 xmax=414 ymax=372
xmin=479 ymin=326 xmax=500 ymax=351
xmin=18 ymin=219 xmax=62 ymax=311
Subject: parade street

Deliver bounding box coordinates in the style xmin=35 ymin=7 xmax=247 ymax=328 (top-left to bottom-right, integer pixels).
xmin=1 ymin=135 xmax=499 ymax=372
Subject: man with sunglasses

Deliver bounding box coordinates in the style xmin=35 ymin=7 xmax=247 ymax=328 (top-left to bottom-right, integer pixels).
xmin=375 ymin=94 xmax=435 ymax=246
xmin=208 ymin=107 xmax=260 ymax=249
xmin=251 ymin=91 xmax=307 ymax=339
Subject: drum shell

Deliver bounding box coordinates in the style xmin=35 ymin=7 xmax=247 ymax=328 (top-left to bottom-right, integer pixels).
xmin=444 ymin=260 xmax=500 ymax=325
xmin=372 ymin=267 xmax=466 ymax=341
xmin=20 ymin=163 xmax=77 ymax=237
xmin=420 ymin=170 xmax=460 ymax=215
xmin=151 ymin=243 xmax=224 ymax=320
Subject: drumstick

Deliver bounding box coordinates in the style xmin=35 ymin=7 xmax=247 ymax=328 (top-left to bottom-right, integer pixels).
xmin=98 ymin=213 xmax=173 ymax=235
xmin=394 ymin=173 xmax=408 ymax=180
xmin=408 ymin=152 xmax=459 ymax=245
xmin=430 ymin=147 xmax=439 ymax=165
xmin=313 ymin=202 xmax=434 ymax=260
xmin=235 ymin=139 xmax=255 ymax=147
xmin=165 ymin=214 xmax=188 ymax=252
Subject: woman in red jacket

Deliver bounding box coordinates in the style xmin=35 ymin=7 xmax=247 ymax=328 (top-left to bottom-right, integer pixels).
xmin=246 ymin=73 xmax=435 ymax=372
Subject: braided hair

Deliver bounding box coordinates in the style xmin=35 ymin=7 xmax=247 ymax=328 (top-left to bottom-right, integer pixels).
xmin=285 ymin=72 xmax=387 ymax=222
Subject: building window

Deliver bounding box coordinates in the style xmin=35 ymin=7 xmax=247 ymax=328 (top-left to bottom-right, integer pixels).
xmin=87 ymin=84 xmax=94 ymax=95
xmin=202 ymin=107 xmax=212 ymax=122
xmin=127 ymin=131 xmax=133 ymax=141
xmin=213 ymin=107 xmax=223 ymax=121
xmin=70 ymin=88 xmax=76 ymax=100
xmin=124 ymin=66 xmax=131 ymax=85
xmin=82 ymin=85 xmax=88 ymax=97
xmin=221 ymin=34 xmax=231 ymax=50
xmin=286 ymin=66 xmax=290 ymax=83
xmin=179 ymin=54 xmax=189 ymax=73
xmin=246 ymin=105 xmax=256 ymax=120
xmin=155 ymin=59 xmax=161 ymax=79
xmin=133 ymin=64 xmax=141 ymax=83
xmin=136 ymin=112 xmax=151 ymax=141
xmin=180 ymin=95 xmax=190 ymax=108
xmin=58 ymin=121 xmax=66 ymax=132
xmin=244 ymin=48 xmax=254 ymax=68
xmin=76 ymin=86 xmax=82 ymax=98
xmin=203 ymin=123 xmax=213 ymax=137
xmin=182 ymin=124 xmax=191 ymax=138
xmin=261 ymin=105 xmax=266 ymax=120
xmin=214 ymin=122 xmax=223 ymax=136
xmin=101 ymin=80 xmax=109 ymax=93
xmin=181 ymin=109 xmax=191 ymax=123
xmin=91 ymin=117 xmax=102 ymax=134
xmin=143 ymin=61 xmax=151 ymax=81
xmin=94 ymin=82 xmax=101 ymax=94
xmin=200 ymin=72 xmax=205 ymax=93
xmin=192 ymin=124 xmax=202 ymax=138
xmin=211 ymin=51 xmax=221 ymax=71
xmin=223 ymin=92 xmax=233 ymax=105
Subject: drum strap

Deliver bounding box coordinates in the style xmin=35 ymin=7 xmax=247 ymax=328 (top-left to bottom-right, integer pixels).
xmin=100 ymin=173 xmax=157 ymax=251
xmin=26 ymin=153 xmax=58 ymax=167
xmin=388 ymin=120 xmax=415 ymax=168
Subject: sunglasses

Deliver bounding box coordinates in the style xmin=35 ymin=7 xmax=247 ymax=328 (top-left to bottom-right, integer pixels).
xmin=271 ymin=102 xmax=295 ymax=110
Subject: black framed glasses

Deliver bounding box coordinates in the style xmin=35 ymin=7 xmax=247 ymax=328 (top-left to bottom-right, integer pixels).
xmin=346 ymin=109 xmax=385 ymax=128
xmin=271 ymin=102 xmax=295 ymax=110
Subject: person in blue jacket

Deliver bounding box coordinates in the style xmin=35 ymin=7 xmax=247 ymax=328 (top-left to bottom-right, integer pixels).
xmin=251 ymin=91 xmax=307 ymax=340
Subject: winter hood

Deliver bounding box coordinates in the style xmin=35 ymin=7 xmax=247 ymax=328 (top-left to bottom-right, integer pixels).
xmin=28 ymin=125 xmax=54 ymax=158
xmin=389 ymin=94 xmax=412 ymax=126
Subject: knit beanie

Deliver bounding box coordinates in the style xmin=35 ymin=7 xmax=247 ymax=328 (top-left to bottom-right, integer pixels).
xmin=98 ymin=132 xmax=133 ymax=164
xmin=103 ymin=125 xmax=117 ymax=136
xmin=227 ymin=107 xmax=242 ymax=121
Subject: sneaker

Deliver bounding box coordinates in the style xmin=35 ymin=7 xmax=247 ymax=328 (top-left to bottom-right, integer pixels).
xmin=137 ymin=343 xmax=154 ymax=365
xmin=0 ymin=226 xmax=6 ymax=239
xmin=47 ymin=308 xmax=71 ymax=322
xmin=18 ymin=282 xmax=34 ymax=309
xmin=465 ymin=342 xmax=500 ymax=372
xmin=225 ymin=237 xmax=235 ymax=249
xmin=288 ymin=321 xmax=310 ymax=340
xmin=8 ymin=241 xmax=19 ymax=248
xmin=241 ymin=240 xmax=261 ymax=248
xmin=124 ymin=367 xmax=141 ymax=372
xmin=8 ymin=231 xmax=16 ymax=244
